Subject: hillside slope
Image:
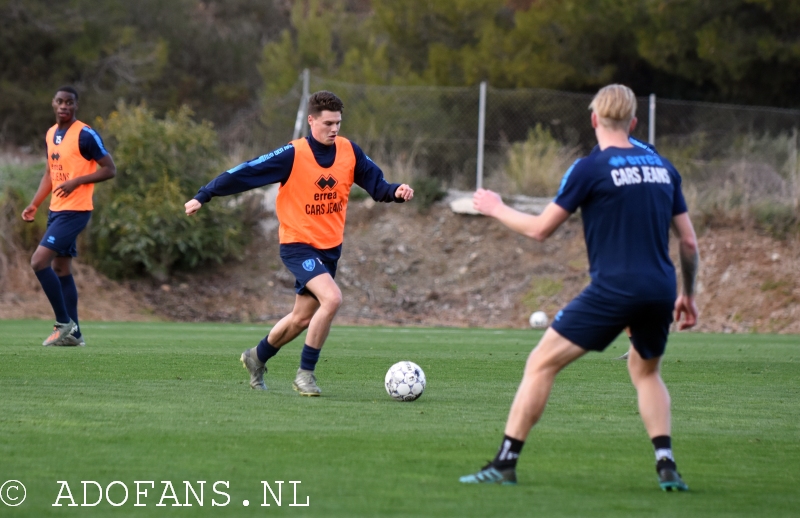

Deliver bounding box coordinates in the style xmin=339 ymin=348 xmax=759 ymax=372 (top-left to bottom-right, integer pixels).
xmin=2 ymin=200 xmax=798 ymax=333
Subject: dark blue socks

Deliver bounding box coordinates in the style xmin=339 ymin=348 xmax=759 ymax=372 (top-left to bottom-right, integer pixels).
xmin=255 ymin=339 xmax=321 ymax=371
xmin=256 ymin=337 xmax=280 ymax=363
xmin=59 ymin=274 xmax=80 ymax=338
xmin=300 ymin=344 xmax=321 ymax=371
xmin=35 ymin=268 xmax=70 ymax=324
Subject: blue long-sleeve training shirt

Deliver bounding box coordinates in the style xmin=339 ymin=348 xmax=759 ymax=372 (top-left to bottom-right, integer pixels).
xmin=194 ymin=135 xmax=403 ymax=204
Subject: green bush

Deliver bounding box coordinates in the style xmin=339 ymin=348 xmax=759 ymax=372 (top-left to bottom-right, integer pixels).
xmin=751 ymin=202 xmax=799 ymax=239
xmin=89 ymin=103 xmax=253 ymax=280
xmin=0 ymin=160 xmax=49 ymax=257
xmin=412 ymin=176 xmax=446 ymax=212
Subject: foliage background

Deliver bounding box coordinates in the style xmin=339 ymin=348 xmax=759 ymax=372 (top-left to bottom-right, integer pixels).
xmin=2 ymin=0 xmax=799 ymax=149
xmin=1 ymin=0 xmax=799 ymax=280
xmin=87 ymin=103 xmax=258 ymax=280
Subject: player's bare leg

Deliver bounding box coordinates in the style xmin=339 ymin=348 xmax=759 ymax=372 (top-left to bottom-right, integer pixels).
xmin=627 ymin=346 xmax=687 ymax=490
xmin=505 ymin=328 xmax=587 ymax=440
xmin=291 ymin=274 xmax=342 ymax=396
xmin=267 ymin=293 xmax=320 ymax=348
xmin=302 ymin=273 xmax=342 ymax=349
xmin=461 ymin=329 xmax=585 ymax=484
xmin=241 ymin=293 xmax=319 ymax=390
xmin=627 ymin=347 xmax=670 ymax=436
xmin=30 ymin=245 xmax=58 ymax=272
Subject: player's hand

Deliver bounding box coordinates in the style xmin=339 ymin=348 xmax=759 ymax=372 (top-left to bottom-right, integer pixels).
xmin=395 ymin=184 xmax=414 ymax=201
xmin=473 ymin=188 xmax=504 ymax=217
xmin=674 ymin=294 xmax=698 ymax=330
xmin=53 ymin=179 xmax=79 ymax=198
xmin=185 ymin=199 xmax=202 ymax=216
xmin=21 ymin=204 xmax=37 ymax=222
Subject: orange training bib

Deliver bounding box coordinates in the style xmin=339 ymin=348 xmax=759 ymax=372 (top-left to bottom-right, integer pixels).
xmin=276 ymin=137 xmax=356 ymax=249
xmin=46 ymin=121 xmax=97 ymax=211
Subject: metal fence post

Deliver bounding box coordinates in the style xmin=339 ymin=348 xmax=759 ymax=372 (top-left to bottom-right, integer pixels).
xmin=792 ymin=127 xmax=799 ymax=210
xmin=648 ymin=93 xmax=656 ymax=146
xmin=476 ymin=81 xmax=487 ymax=190
xmin=292 ymin=69 xmax=310 ymax=140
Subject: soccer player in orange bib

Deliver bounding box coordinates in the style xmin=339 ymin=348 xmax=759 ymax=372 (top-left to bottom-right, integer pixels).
xmin=22 ymin=86 xmax=116 ymax=347
xmin=185 ymin=91 xmax=414 ymax=396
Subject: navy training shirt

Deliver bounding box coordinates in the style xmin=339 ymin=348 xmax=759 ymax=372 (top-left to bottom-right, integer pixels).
xmin=48 ymin=126 xmax=109 ymax=162
xmin=553 ymin=145 xmax=688 ymax=301
xmin=590 ymin=135 xmax=656 ymax=155
xmin=194 ymin=135 xmax=403 ymax=204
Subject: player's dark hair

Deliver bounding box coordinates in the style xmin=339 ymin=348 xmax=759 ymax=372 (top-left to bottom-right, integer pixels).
xmin=308 ymin=91 xmax=343 ymax=116
xmin=56 ymin=85 xmax=79 ymax=100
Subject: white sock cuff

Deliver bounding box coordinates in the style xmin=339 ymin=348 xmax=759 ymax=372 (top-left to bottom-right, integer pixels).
xmin=655 ymin=448 xmax=674 ymax=462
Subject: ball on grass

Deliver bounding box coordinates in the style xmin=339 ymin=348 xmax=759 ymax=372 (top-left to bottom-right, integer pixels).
xmin=529 ymin=311 xmax=548 ymax=329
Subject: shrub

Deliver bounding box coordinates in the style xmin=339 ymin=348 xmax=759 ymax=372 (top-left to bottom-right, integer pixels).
xmin=89 ymin=103 xmax=254 ymax=280
xmin=751 ymin=202 xmax=799 ymax=239
xmin=412 ymin=176 xmax=446 ymax=212
xmin=500 ymin=124 xmax=580 ymax=197
xmin=0 ymin=160 xmax=49 ymax=255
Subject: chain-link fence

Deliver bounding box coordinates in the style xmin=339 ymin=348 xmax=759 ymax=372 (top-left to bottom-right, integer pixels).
xmin=219 ymin=73 xmax=800 ymax=219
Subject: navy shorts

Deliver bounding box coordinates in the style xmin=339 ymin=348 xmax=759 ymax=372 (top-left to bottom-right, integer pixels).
xmin=40 ymin=210 xmax=92 ymax=257
xmin=551 ymin=286 xmax=675 ymax=359
xmin=279 ymin=243 xmax=339 ymax=296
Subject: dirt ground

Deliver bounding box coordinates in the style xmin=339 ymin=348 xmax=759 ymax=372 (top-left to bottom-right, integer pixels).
xmin=1 ymin=199 xmax=798 ymax=334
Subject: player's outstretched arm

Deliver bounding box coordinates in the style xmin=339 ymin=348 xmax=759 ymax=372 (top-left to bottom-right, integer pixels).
xmin=22 ymin=168 xmax=53 ymax=222
xmin=185 ymin=199 xmax=203 ymax=216
xmin=672 ymin=212 xmax=699 ymax=330
xmin=473 ymin=189 xmax=570 ymax=241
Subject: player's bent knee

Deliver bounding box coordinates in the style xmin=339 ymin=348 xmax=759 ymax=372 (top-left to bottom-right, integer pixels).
xmin=320 ymin=290 xmax=343 ymax=312
xmin=628 ymin=360 xmax=662 ymax=387
xmin=30 ymin=256 xmax=49 ymax=272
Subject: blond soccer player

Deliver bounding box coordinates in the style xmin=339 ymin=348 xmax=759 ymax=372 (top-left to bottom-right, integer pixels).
xmin=460 ymin=84 xmax=698 ymax=491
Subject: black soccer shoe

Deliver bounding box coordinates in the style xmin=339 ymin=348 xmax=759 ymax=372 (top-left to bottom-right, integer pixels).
xmin=657 ymin=463 xmax=688 ymax=492
xmin=459 ymin=462 xmax=517 ymax=485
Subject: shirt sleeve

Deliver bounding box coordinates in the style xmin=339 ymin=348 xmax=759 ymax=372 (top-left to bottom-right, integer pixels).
xmin=671 ymin=168 xmax=688 ymax=215
xmin=351 ymin=141 xmax=403 ymax=203
xmin=79 ymin=127 xmax=109 ymax=161
xmin=194 ymin=144 xmax=295 ymax=204
xmin=552 ymin=159 xmax=589 ymax=213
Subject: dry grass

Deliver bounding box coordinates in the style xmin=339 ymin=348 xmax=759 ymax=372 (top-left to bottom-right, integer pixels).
xmin=494 ymin=124 xmax=580 ymax=197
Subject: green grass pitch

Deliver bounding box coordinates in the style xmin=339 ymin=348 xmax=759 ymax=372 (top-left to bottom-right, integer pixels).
xmin=1 ymin=320 xmax=798 ymax=517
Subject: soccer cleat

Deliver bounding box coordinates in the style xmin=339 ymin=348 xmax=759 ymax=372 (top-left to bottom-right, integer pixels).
xmin=658 ymin=468 xmax=688 ymax=492
xmin=293 ymin=368 xmax=321 ymax=396
xmin=42 ymin=320 xmax=77 ymax=346
xmin=59 ymin=327 xmax=86 ymax=347
xmin=240 ymin=347 xmax=267 ymax=390
xmin=459 ymin=462 xmax=517 ymax=485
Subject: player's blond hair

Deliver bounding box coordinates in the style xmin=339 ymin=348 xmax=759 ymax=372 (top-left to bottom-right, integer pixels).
xmin=589 ymin=84 xmax=637 ymax=131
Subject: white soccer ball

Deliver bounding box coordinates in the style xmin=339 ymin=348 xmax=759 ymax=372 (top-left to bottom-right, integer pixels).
xmin=529 ymin=311 xmax=548 ymax=329
xmin=385 ymin=361 xmax=426 ymax=402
